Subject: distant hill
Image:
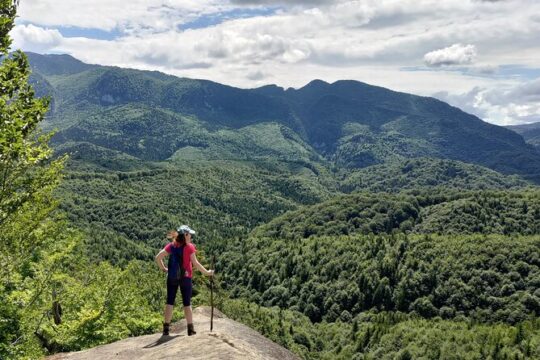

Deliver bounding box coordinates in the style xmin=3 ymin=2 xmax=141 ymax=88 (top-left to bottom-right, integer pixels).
xmin=57 ymin=159 xmax=335 ymax=264
xmin=340 ymin=157 xmax=529 ymax=193
xmin=27 ymin=52 xmax=540 ymax=182
xmin=26 ymin=52 xmax=97 ymax=76
xmin=51 ymin=104 xmax=320 ymax=163
xmin=507 ymin=121 xmax=540 ymax=149
xmin=252 ymin=189 xmax=540 ymax=239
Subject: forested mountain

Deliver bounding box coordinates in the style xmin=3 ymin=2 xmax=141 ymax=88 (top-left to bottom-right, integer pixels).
xmin=340 ymin=157 xmax=529 ymax=193
xmin=224 ymin=299 xmax=540 ymax=359
xmin=58 ymin=159 xmax=335 ymax=264
xmin=51 ymin=104 xmax=320 ymax=163
xmin=29 ymin=51 xmax=537 ymax=268
xmin=28 ymin=53 xmax=540 ymax=182
xmin=252 ymin=190 xmax=540 ymax=240
xmin=219 ymin=190 xmax=540 ymax=333
xmin=221 ymin=233 xmax=540 ymax=324
xmin=57 ymin=156 xmax=533 ymax=265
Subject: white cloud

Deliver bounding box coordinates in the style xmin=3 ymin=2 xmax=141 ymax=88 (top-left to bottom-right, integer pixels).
xmin=424 ymin=44 xmax=477 ymax=67
xmin=18 ymin=0 xmax=229 ymax=32
xmin=17 ymin=1 xmax=540 ymax=68
xmin=230 ymin=0 xmax=335 ymax=4
xmin=435 ymin=78 xmax=540 ymax=125
xmin=11 ymin=24 xmax=62 ymax=53
xmin=12 ymin=0 xmax=540 ymax=125
xmin=503 ymin=78 xmax=540 ymax=103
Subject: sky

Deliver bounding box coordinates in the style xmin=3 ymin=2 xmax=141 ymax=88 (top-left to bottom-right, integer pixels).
xmin=11 ymin=0 xmax=540 ymax=125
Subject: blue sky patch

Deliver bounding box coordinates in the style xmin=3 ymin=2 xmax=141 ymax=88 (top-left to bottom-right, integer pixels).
xmin=181 ymin=7 xmax=280 ymax=30
xmin=15 ymin=19 xmax=122 ymax=41
xmin=55 ymin=26 xmax=122 ymax=41
xmin=497 ymin=65 xmax=540 ymax=80
xmin=401 ymin=65 xmax=540 ymax=81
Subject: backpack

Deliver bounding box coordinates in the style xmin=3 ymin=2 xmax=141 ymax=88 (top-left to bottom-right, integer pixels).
xmin=167 ymin=244 xmax=185 ymax=281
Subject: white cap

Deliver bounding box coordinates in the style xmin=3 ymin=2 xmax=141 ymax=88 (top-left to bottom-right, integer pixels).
xmin=177 ymin=225 xmax=196 ymax=235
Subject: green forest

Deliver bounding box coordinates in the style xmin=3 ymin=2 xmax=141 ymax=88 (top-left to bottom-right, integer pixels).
xmin=2 ymin=2 xmax=540 ymax=359
xmin=221 ymin=234 xmax=540 ymax=324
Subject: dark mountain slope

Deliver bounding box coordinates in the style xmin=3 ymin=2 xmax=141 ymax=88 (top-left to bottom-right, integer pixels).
xmin=507 ymin=121 xmax=540 ymax=148
xmin=54 ymin=66 xmax=298 ymax=130
xmin=279 ymin=80 xmax=538 ymax=177
xmin=51 ymin=103 xmax=320 ymax=162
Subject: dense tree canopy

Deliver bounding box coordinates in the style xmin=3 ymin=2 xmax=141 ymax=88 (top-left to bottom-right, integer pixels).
xmin=221 ymin=233 xmax=540 ymax=324
xmin=254 ymin=189 xmax=540 ymax=240
xmin=223 ymin=299 xmax=540 ymax=360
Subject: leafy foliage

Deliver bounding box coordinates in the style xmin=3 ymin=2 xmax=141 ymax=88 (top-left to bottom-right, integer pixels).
xmin=56 ymin=159 xmax=334 ymax=264
xmin=34 ymin=258 xmax=165 ymax=353
xmin=340 ymin=157 xmax=530 ymax=193
xmin=253 ymin=189 xmax=540 ymax=240
xmin=221 ymin=233 xmax=540 ymax=325
xmin=0 ymin=3 xmax=71 ymax=357
xmin=222 ymin=299 xmax=540 ymax=360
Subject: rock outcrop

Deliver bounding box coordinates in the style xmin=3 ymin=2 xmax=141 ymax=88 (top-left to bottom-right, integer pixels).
xmin=47 ymin=307 xmax=299 ymax=360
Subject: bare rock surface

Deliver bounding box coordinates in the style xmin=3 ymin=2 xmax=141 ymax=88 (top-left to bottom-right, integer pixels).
xmin=46 ymin=306 xmax=299 ymax=360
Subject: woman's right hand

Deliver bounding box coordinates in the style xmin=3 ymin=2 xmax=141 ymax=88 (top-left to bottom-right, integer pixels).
xmin=207 ymin=269 xmax=215 ymax=276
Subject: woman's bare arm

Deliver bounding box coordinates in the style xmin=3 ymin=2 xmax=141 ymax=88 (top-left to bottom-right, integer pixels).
xmin=155 ymin=249 xmax=168 ymax=273
xmin=190 ymin=253 xmax=214 ymax=276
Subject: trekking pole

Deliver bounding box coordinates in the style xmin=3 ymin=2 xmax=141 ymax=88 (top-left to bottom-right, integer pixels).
xmin=210 ymin=254 xmax=216 ymax=332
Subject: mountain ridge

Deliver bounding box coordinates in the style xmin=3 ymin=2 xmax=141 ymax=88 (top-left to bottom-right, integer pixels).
xmin=28 ymin=52 xmax=540 ymax=182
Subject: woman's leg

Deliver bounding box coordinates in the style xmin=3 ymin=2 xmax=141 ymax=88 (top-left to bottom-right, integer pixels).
xmin=164 ymin=304 xmax=174 ymax=323
xmin=180 ymin=278 xmax=196 ymax=335
xmin=163 ymin=278 xmax=179 ymax=335
xmin=184 ymin=305 xmax=193 ymax=324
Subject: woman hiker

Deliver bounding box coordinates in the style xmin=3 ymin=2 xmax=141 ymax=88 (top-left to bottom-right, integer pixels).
xmin=155 ymin=225 xmax=214 ymax=336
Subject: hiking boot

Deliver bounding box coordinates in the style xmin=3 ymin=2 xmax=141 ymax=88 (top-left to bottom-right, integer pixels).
xmin=163 ymin=322 xmax=170 ymax=336
xmin=187 ymin=323 xmax=196 ymax=336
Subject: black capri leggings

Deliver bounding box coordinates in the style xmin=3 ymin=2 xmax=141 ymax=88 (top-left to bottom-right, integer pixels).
xmin=166 ymin=277 xmax=193 ymax=306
